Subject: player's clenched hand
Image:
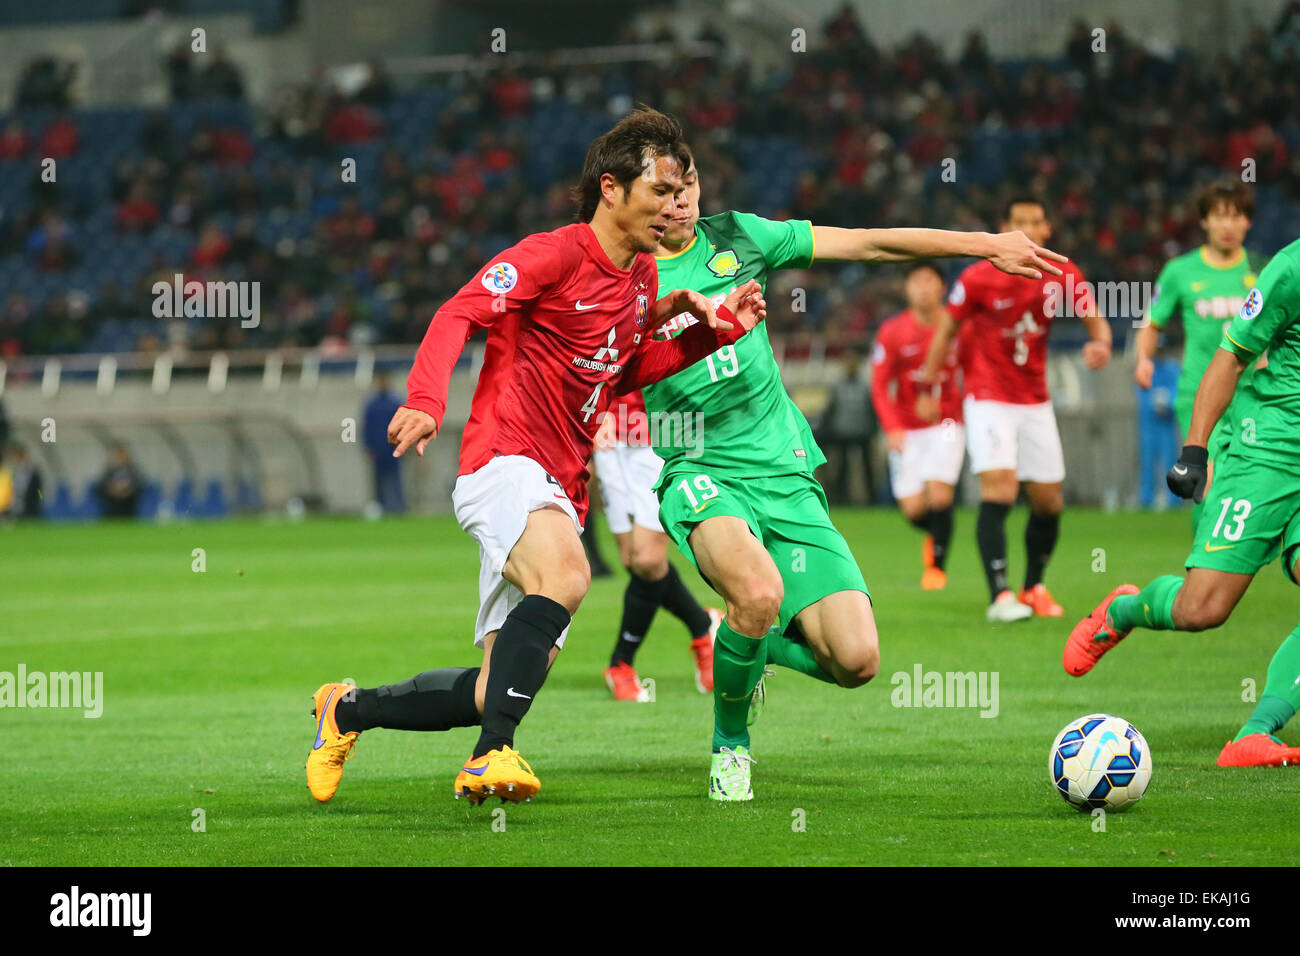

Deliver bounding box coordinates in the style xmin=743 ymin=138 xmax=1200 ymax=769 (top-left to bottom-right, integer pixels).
xmin=1166 ymin=445 xmax=1208 ymax=503
xmin=650 ymin=288 xmax=731 ymax=332
xmin=723 ymin=279 xmax=766 ymax=330
xmin=388 ymin=406 xmax=438 ymax=458
xmin=1082 ymin=339 xmax=1111 ymax=370
xmin=915 ymin=393 xmax=941 ymax=424
xmin=986 ymin=230 xmax=1067 ymax=279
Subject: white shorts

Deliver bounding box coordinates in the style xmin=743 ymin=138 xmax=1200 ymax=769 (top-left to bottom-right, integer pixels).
xmin=451 ymin=454 xmax=581 ymax=649
xmin=888 ymin=422 xmax=966 ymax=499
xmin=594 ymin=443 xmax=665 ymax=535
xmin=962 ymin=397 xmax=1065 ymax=483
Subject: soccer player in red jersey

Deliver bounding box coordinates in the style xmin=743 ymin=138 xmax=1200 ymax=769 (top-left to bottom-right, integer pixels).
xmin=593 ymin=391 xmax=721 ymax=701
xmin=871 ymin=263 xmax=965 ymax=590
xmin=304 ymin=108 xmax=766 ymax=806
xmin=920 ymin=198 xmax=1113 ymax=622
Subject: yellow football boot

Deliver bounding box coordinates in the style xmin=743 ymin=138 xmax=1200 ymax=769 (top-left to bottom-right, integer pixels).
xmin=452 ymin=746 xmax=540 ymax=805
xmin=306 ymin=682 xmax=359 ymax=802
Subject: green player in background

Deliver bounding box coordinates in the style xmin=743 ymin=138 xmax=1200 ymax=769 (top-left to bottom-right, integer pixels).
xmin=644 ymin=153 xmax=1067 ymax=800
xmin=1135 ymin=180 xmax=1265 ymax=526
xmin=1066 ymin=236 xmax=1300 ymax=767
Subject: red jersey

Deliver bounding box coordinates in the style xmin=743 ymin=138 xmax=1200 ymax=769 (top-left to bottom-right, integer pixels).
xmin=403 ymin=222 xmax=743 ymax=521
xmin=946 ymin=258 xmax=1092 ymax=404
xmin=870 ymin=308 xmax=963 ymax=432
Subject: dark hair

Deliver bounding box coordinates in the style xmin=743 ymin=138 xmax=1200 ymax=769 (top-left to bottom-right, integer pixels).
xmin=1197 ymin=180 xmax=1255 ymax=219
xmin=1002 ymin=195 xmax=1047 ymax=223
xmin=906 ymin=261 xmax=944 ymax=281
xmin=571 ymin=106 xmax=693 ymax=222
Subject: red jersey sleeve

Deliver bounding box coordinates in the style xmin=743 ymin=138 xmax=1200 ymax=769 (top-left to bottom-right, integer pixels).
xmin=946 ymin=266 xmax=980 ymax=323
xmin=615 ymin=306 xmax=747 ymax=394
xmin=869 ymin=322 xmax=903 ymax=432
xmin=403 ymin=233 xmax=567 ymax=425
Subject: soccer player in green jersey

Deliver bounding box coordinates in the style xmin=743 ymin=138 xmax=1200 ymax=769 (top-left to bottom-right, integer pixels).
xmin=1135 ymin=181 xmax=1263 ymax=526
xmin=646 ymin=158 xmax=1067 ymax=799
xmin=1066 ymin=237 xmax=1300 ymax=767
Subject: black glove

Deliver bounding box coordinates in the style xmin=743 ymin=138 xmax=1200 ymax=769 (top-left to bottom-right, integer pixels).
xmin=1167 ymin=445 xmax=1208 ymax=503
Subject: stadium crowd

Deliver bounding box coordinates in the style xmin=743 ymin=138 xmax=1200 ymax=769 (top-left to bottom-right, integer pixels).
xmin=0 ymin=3 xmax=1297 ymax=359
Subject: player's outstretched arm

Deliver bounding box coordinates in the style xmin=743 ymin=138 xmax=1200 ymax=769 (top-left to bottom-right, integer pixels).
xmin=810 ymin=226 xmax=1066 ymax=279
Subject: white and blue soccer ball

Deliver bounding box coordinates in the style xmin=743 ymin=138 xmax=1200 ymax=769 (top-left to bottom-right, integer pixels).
xmin=1049 ymin=714 xmax=1152 ymax=812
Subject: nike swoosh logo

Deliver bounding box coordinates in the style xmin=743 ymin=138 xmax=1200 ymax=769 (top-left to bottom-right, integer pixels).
xmin=461 ymin=764 xmax=488 ymax=776
xmin=1087 ymin=731 xmax=1122 ymax=771
xmin=313 ymin=687 xmax=338 ymax=750
xmin=720 ymin=693 xmax=748 ymax=702
xmin=506 ymin=687 xmax=532 ymax=699
xmin=575 ymin=300 xmax=601 ymax=310
xmin=1205 ymin=543 xmax=1235 ymax=552
xmin=1172 ymin=465 xmax=1188 ymax=475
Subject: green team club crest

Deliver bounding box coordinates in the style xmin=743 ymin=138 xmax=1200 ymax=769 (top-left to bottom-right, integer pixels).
xmin=706 ymin=248 xmax=742 ymax=278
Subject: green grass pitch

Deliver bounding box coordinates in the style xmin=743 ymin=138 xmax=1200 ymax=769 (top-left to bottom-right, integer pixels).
xmin=2 ymin=507 xmax=1298 ymax=866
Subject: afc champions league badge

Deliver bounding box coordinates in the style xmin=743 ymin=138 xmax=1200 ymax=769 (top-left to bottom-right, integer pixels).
xmin=635 ymin=293 xmax=649 ymax=328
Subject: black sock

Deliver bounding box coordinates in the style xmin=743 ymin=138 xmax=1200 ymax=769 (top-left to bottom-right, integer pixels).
xmin=581 ymin=521 xmax=612 ymax=578
xmin=907 ymin=512 xmax=930 ymax=533
xmin=610 ymin=571 xmax=670 ymax=667
xmin=927 ymin=505 xmax=954 ymax=571
xmin=475 ymin=595 xmax=569 ymax=758
xmin=335 ymin=667 xmax=481 ymax=733
xmin=658 ymin=563 xmax=712 ymax=639
xmin=1024 ymin=511 xmax=1060 ymax=590
xmin=976 ymin=501 xmax=1012 ymax=600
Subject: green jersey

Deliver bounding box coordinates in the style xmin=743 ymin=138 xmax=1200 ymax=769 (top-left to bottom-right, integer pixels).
xmin=1148 ymin=246 xmax=1264 ymax=414
xmin=1218 ymin=237 xmax=1300 ymax=466
xmin=644 ymin=211 xmax=822 ymax=483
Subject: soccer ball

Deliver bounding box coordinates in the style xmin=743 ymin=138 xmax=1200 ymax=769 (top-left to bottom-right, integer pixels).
xmin=1049 ymin=713 xmax=1152 ymax=812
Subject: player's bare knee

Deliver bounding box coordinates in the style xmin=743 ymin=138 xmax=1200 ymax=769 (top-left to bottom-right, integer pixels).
xmin=539 ymin=559 xmax=590 ymax=613
xmin=900 ymin=499 xmax=926 ymax=523
xmin=628 ymin=551 xmax=668 ymax=581
xmin=927 ymin=486 xmax=954 ymax=511
xmin=728 ymin=577 xmax=782 ymax=634
xmin=835 ymin=642 xmax=880 ymax=687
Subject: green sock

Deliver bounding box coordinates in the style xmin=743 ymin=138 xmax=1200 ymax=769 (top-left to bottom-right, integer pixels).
xmin=1235 ymin=624 xmax=1300 ymax=741
xmin=765 ymin=629 xmax=836 ymax=684
xmin=1108 ymin=575 xmax=1183 ymax=633
xmin=712 ymin=619 xmax=767 ymax=751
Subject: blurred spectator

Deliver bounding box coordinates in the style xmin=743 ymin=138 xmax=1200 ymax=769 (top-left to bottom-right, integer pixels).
xmin=1136 ymin=360 xmax=1182 ymax=509
xmin=198 ymin=48 xmax=246 ymax=101
xmin=356 ymin=61 xmax=393 ymax=107
xmin=16 ymin=57 xmax=74 ymax=109
xmin=362 ymin=374 xmax=405 ymax=514
xmin=116 ymin=181 xmax=161 ymax=232
xmin=817 ymin=351 xmax=878 ymax=504
xmin=26 ymin=211 xmax=77 ymax=272
xmin=165 ymin=42 xmax=195 ymax=101
xmin=96 ymin=444 xmax=144 ymax=519
xmin=0 ymin=121 xmax=30 ymax=160
xmin=39 ymin=113 xmax=79 ymax=159
xmin=6 ymin=444 xmax=43 ymax=519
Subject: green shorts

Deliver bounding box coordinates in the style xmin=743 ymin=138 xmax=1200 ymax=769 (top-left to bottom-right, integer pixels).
xmin=1186 ymin=447 xmax=1300 ymax=583
xmin=656 ymin=467 xmax=869 ymax=633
